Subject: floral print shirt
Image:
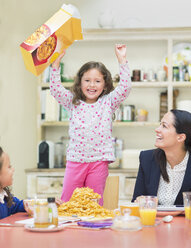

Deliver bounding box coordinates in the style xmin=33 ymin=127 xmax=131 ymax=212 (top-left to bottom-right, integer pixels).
xmin=50 ymin=62 xmax=131 ymax=162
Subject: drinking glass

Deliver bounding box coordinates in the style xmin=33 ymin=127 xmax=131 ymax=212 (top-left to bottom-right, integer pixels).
xmin=183 ymin=192 xmax=191 ymax=220
xmin=138 ymin=196 xmax=158 ymax=226
xmin=120 ymin=203 xmax=140 ymax=217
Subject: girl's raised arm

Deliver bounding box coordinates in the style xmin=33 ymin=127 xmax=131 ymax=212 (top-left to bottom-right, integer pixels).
xmin=115 ymin=44 xmax=127 ymax=65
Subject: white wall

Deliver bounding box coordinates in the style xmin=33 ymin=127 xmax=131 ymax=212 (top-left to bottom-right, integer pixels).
xmin=74 ymin=0 xmax=191 ymax=29
xmin=0 ymin=0 xmax=191 ymax=198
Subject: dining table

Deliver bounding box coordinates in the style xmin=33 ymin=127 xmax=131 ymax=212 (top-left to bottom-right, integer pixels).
xmin=0 ymin=213 xmax=191 ymax=248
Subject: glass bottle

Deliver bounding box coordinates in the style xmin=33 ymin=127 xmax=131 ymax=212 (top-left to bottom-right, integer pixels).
xmin=34 ymin=199 xmax=49 ymax=228
xmin=47 ymin=197 xmax=58 ymax=226
xmin=54 ymin=137 xmax=65 ymax=168
xmin=184 ymin=68 xmax=189 ymax=81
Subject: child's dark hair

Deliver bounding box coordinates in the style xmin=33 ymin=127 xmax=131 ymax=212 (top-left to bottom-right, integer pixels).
xmin=0 ymin=147 xmax=13 ymax=207
xmin=71 ymin=61 xmax=114 ymax=105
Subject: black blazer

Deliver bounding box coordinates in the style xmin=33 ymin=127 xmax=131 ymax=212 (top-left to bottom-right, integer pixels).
xmin=132 ymin=149 xmax=191 ymax=205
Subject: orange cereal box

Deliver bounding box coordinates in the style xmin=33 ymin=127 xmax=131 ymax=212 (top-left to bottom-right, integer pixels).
xmin=20 ymin=4 xmax=83 ymax=76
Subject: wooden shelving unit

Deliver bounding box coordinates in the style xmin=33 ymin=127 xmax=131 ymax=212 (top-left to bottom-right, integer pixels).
xmin=37 ymin=26 xmax=191 ymax=151
xmin=34 ymin=27 xmax=191 ymax=204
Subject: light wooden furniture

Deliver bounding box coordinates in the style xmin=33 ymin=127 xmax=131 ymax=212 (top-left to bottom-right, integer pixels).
xmin=103 ymin=176 xmax=119 ymax=210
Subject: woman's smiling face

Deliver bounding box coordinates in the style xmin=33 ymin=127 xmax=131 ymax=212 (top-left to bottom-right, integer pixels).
xmin=155 ymin=111 xmax=180 ymax=150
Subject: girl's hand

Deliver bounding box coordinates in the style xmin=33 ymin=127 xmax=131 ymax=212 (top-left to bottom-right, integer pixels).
xmin=55 ymin=198 xmax=63 ymax=206
xmin=52 ymin=49 xmax=66 ymax=70
xmin=23 ymin=200 xmax=34 ymax=216
xmin=115 ymin=44 xmax=127 ymax=65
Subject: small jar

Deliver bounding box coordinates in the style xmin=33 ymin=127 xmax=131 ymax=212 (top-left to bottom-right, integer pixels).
xmin=34 ymin=199 xmax=49 ymax=228
xmin=132 ymin=70 xmax=141 ymax=81
xmin=48 ymin=197 xmax=58 ymax=226
xmin=111 ymin=209 xmax=142 ymax=231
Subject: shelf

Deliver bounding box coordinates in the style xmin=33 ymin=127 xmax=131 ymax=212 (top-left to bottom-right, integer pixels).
xmin=40 ymin=82 xmax=73 ymax=88
xmin=41 ymin=121 xmax=160 ymax=127
xmin=113 ymin=122 xmax=159 ymax=127
xmin=41 ymin=121 xmax=69 ymax=127
xmin=40 ymin=81 xmax=170 ymax=89
xmin=25 ymin=168 xmax=138 ymax=173
xmin=40 ymin=81 xmax=191 ymax=90
xmin=172 ymin=82 xmax=191 ymax=88
xmin=131 ymin=82 xmax=168 ymax=88
xmin=82 ymin=27 xmax=191 ymax=41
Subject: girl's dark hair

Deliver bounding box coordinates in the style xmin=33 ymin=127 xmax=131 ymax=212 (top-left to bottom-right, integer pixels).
xmin=71 ymin=61 xmax=114 ymax=105
xmin=0 ymin=147 xmax=13 ymax=207
xmin=154 ymin=109 xmax=191 ymax=182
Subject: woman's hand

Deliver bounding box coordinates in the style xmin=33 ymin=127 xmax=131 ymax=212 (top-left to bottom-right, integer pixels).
xmin=115 ymin=44 xmax=127 ymax=65
xmin=135 ymin=195 xmax=144 ymax=203
xmin=51 ymin=49 xmax=66 ymax=70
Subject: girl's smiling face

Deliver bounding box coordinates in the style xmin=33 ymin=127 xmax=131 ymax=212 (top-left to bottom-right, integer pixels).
xmin=0 ymin=152 xmax=14 ymax=188
xmin=81 ymin=68 xmax=106 ymax=104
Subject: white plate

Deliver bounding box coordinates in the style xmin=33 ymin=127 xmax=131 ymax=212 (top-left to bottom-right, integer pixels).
xmin=157 ymin=211 xmax=184 ymax=217
xmin=58 ymin=216 xmax=112 ymax=222
xmin=24 ymin=224 xmax=65 ymax=232
xmin=157 ymin=206 xmax=184 ymax=211
xmin=58 ymin=216 xmax=81 ymax=224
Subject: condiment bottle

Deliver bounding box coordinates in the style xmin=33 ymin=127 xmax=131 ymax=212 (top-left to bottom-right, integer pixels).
xmin=47 ymin=197 xmax=58 ymax=226
xmin=34 ymin=199 xmax=49 ymax=228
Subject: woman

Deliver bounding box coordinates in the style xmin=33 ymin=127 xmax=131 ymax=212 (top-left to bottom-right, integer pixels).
xmin=132 ymin=109 xmax=191 ymax=205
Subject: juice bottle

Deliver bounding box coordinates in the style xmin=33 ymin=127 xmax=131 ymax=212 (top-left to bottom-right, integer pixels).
xmin=48 ymin=197 xmax=58 ymax=226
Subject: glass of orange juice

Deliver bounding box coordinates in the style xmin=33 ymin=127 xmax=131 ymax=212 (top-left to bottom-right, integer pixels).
xmin=120 ymin=203 xmax=140 ymax=217
xmin=183 ymin=192 xmax=191 ymax=220
xmin=138 ymin=196 xmax=158 ymax=226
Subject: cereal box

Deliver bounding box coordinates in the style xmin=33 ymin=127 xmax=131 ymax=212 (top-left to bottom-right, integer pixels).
xmin=20 ymin=4 xmax=83 ymax=76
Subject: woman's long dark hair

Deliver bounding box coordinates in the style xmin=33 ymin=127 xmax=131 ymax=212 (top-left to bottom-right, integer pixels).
xmin=0 ymin=147 xmax=14 ymax=207
xmin=72 ymin=61 xmax=114 ymax=105
xmin=154 ymin=109 xmax=191 ymax=182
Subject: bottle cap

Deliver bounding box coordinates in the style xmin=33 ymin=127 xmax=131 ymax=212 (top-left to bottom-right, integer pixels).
xmin=47 ymin=197 xmax=56 ymax=203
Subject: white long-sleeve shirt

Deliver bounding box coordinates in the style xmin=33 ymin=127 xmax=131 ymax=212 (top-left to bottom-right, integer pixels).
xmin=50 ymin=62 xmax=131 ymax=162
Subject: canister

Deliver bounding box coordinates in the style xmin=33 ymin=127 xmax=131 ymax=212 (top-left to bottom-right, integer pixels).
xmin=115 ymin=105 xmax=123 ymax=121
xmin=122 ymin=105 xmax=135 ymax=121
xmin=132 ymin=70 xmax=141 ymax=81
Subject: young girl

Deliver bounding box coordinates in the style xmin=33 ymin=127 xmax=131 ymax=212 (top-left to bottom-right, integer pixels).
xmin=50 ymin=44 xmax=131 ymax=205
xmin=0 ymin=147 xmax=27 ymax=219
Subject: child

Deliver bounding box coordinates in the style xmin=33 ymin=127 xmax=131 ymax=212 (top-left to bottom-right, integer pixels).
xmin=0 ymin=146 xmax=28 ymax=219
xmin=50 ymin=44 xmax=131 ymax=205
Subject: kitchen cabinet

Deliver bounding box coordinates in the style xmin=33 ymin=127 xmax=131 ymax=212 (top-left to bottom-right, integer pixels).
xmin=32 ymin=27 xmax=191 ymax=204
xmin=25 ymin=168 xmax=137 ymax=205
